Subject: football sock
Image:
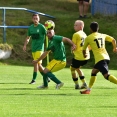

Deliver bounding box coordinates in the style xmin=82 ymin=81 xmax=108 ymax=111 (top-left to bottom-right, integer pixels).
xmin=72 ymin=78 xmax=78 ymax=84
xmin=89 ymin=76 xmax=96 ymax=89
xmin=79 ymin=76 xmax=86 ymax=84
xmin=32 ymin=72 xmax=37 ymax=81
xmin=40 ymin=72 xmax=50 ymax=82
xmin=40 ymin=72 xmax=44 ymax=76
xmin=108 ymin=75 xmax=117 ymax=84
xmin=43 ymin=74 xmax=48 ymax=87
xmin=46 ymin=72 xmax=61 ymax=84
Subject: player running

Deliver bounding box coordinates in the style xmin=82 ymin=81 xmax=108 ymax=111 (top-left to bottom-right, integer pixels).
xmin=80 ymin=22 xmax=117 ymax=94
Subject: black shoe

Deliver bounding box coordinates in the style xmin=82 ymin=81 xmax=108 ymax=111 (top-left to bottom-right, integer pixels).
xmin=83 ymin=15 xmax=87 ymax=18
xmin=78 ymin=15 xmax=84 ymax=19
xmin=29 ymin=80 xmax=35 ymax=84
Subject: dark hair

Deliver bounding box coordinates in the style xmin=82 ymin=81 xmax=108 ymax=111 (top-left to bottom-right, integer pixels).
xmin=32 ymin=13 xmax=39 ymax=17
xmin=90 ymin=22 xmax=99 ymax=32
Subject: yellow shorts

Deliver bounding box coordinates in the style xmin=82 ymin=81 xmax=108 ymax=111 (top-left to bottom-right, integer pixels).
xmin=46 ymin=59 xmax=66 ymax=72
xmin=32 ymin=51 xmax=43 ymax=64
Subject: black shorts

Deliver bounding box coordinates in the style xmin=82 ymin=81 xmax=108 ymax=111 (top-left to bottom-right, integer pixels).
xmin=71 ymin=58 xmax=88 ymax=68
xmin=77 ymin=0 xmax=90 ymax=2
xmin=94 ymin=60 xmax=109 ymax=75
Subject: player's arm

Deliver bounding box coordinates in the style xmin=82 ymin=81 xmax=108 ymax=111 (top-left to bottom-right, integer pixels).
xmin=32 ymin=51 xmax=50 ymax=64
xmin=88 ymin=45 xmax=91 ymax=51
xmin=23 ymin=36 xmax=30 ymax=51
xmin=105 ymin=35 xmax=117 ymax=52
xmin=112 ymin=39 xmax=117 ymax=52
xmin=82 ymin=38 xmax=89 ymax=58
xmin=62 ymin=37 xmax=76 ymax=51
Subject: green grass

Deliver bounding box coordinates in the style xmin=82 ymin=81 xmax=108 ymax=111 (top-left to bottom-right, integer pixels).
xmin=0 ymin=65 xmax=117 ymax=117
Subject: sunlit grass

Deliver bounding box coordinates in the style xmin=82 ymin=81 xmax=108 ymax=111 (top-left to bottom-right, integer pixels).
xmin=0 ymin=65 xmax=117 ymax=117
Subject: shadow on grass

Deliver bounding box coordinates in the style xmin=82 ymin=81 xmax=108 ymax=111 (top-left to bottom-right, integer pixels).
xmin=0 ymin=83 xmax=27 ymax=84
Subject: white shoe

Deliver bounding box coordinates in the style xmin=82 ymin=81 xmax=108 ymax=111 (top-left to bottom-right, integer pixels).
xmin=37 ymin=85 xmax=48 ymax=89
xmin=80 ymin=83 xmax=87 ymax=89
xmin=56 ymin=82 xmax=64 ymax=89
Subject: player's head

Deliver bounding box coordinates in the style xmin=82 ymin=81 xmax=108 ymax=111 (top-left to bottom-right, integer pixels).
xmin=32 ymin=14 xmax=40 ymax=25
xmin=47 ymin=29 xmax=55 ymax=40
xmin=74 ymin=20 xmax=84 ymax=31
xmin=90 ymin=22 xmax=99 ymax=32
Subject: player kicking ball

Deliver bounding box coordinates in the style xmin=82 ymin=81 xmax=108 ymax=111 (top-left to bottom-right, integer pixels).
xmin=33 ymin=29 xmax=76 ymax=89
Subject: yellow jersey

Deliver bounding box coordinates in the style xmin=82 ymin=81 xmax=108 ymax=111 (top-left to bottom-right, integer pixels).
xmin=72 ymin=30 xmax=90 ymax=60
xmin=83 ymin=32 xmax=114 ymax=64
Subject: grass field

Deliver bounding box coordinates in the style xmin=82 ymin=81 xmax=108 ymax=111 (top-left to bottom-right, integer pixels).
xmin=0 ymin=65 xmax=117 ymax=117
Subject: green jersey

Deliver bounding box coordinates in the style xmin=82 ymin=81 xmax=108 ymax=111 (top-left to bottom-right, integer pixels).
xmin=27 ymin=23 xmax=46 ymax=52
xmin=46 ymin=35 xmax=66 ymax=61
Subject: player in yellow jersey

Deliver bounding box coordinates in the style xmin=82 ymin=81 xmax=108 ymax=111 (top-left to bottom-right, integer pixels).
xmin=80 ymin=22 xmax=117 ymax=94
xmin=70 ymin=20 xmax=90 ymax=89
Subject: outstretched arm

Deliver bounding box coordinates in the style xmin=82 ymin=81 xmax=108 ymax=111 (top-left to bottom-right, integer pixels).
xmin=32 ymin=51 xmax=50 ymax=64
xmin=62 ymin=37 xmax=76 ymax=51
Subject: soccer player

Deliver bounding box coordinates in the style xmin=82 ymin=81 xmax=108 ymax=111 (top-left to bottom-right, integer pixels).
xmin=70 ymin=20 xmax=90 ymax=89
xmin=23 ymin=14 xmax=49 ymax=84
xmin=80 ymin=22 xmax=117 ymax=94
xmin=33 ymin=29 xmax=76 ymax=89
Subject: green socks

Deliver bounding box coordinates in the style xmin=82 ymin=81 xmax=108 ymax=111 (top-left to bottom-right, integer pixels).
xmin=43 ymin=72 xmax=61 ymax=87
xmin=46 ymin=72 xmax=61 ymax=84
xmin=32 ymin=72 xmax=37 ymax=81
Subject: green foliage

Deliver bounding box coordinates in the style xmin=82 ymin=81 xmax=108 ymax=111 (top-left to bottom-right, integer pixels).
xmin=0 ymin=43 xmax=13 ymax=51
xmin=0 ymin=0 xmax=117 ymax=69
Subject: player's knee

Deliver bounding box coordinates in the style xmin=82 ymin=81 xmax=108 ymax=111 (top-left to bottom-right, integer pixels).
xmin=104 ymin=74 xmax=110 ymax=80
xmin=79 ymin=76 xmax=85 ymax=80
xmin=73 ymin=78 xmax=78 ymax=81
xmin=91 ymin=73 xmax=96 ymax=76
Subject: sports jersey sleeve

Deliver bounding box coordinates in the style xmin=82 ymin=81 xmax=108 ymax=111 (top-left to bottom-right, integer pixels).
xmin=105 ymin=34 xmax=114 ymax=42
xmin=54 ymin=35 xmax=63 ymax=42
xmin=27 ymin=28 xmax=31 ymax=36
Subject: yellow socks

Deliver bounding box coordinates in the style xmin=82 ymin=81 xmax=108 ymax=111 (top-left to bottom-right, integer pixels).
xmin=108 ymin=75 xmax=117 ymax=84
xmin=89 ymin=76 xmax=97 ymax=89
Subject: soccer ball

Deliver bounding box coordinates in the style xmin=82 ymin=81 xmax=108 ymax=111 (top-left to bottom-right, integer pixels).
xmin=44 ymin=20 xmax=55 ymax=30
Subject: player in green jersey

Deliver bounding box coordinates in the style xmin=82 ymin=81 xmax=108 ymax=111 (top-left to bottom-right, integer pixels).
xmin=80 ymin=22 xmax=117 ymax=94
xmin=23 ymin=14 xmax=49 ymax=84
xmin=33 ymin=29 xmax=76 ymax=89
xmin=70 ymin=20 xmax=90 ymax=89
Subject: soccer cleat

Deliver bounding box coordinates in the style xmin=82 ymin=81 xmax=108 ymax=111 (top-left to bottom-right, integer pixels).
xmin=56 ymin=82 xmax=64 ymax=89
xmin=78 ymin=15 xmax=84 ymax=19
xmin=80 ymin=89 xmax=90 ymax=94
xmin=80 ymin=83 xmax=88 ymax=89
xmin=29 ymin=80 xmax=35 ymax=84
xmin=75 ymin=84 xmax=80 ymax=89
xmin=37 ymin=85 xmax=48 ymax=89
xmin=48 ymin=78 xmax=51 ymax=82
